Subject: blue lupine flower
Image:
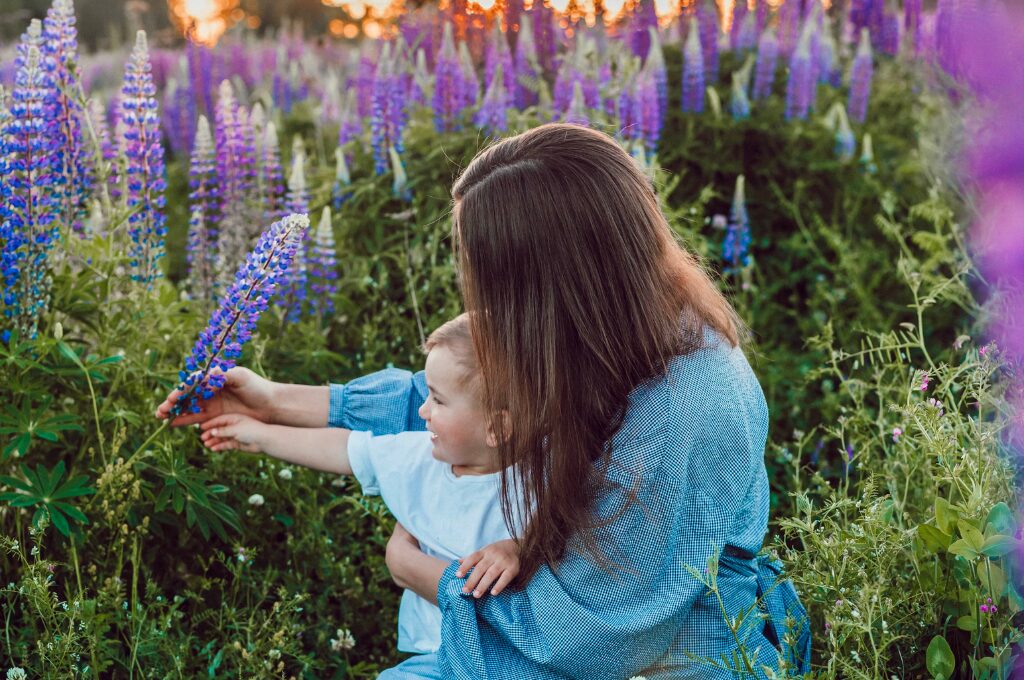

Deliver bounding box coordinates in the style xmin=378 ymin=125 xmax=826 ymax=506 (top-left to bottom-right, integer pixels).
xmin=0 ymin=20 xmax=62 ymax=341
xmin=697 ymin=0 xmax=719 ymax=86
xmin=723 ymin=175 xmax=751 ymax=272
xmin=171 ymin=213 xmax=309 ymax=417
xmin=121 ymin=31 xmax=167 ymax=287
xmin=308 ymin=206 xmax=339 ymax=319
xmin=43 ymin=0 xmax=91 ymax=237
xmin=681 ymin=18 xmax=705 ymax=114
xmin=752 ymin=28 xmax=778 ymax=100
xmin=848 ymin=28 xmax=874 ymax=124
xmin=332 ymin=146 xmax=352 ymax=210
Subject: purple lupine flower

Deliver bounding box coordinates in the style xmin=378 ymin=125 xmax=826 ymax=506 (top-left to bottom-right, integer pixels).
xmin=778 ymin=0 xmax=802 ymax=56
xmin=308 ymin=206 xmax=339 ymax=319
xmin=475 ymin=63 xmax=509 ymax=135
xmin=617 ymin=74 xmax=639 ymax=145
xmin=735 ymin=11 xmax=758 ymax=53
xmin=186 ymin=41 xmax=215 ymax=117
xmin=188 ymin=114 xmax=219 ymax=245
xmin=848 ymin=28 xmax=874 ymax=124
xmin=553 ymin=58 xmax=578 ymax=115
xmin=756 ymin=0 xmax=769 ymax=36
xmin=513 ymin=14 xmax=541 ymax=109
xmin=880 ymin=11 xmax=900 ymax=56
xmin=723 ymin=175 xmax=751 ymax=272
xmin=818 ymin=18 xmax=839 ymax=86
xmin=370 ymin=44 xmax=407 ymax=176
xmin=599 ymin=61 xmax=615 ymax=119
xmin=410 ymin=49 xmax=431 ymax=107
xmin=457 ymin=41 xmax=480 ymax=113
xmin=43 ymin=0 xmax=90 ymax=238
xmin=752 ymin=28 xmax=779 ymax=100
xmin=355 ymin=48 xmax=376 ymax=119
xmin=258 ymin=121 xmax=284 ymax=222
xmin=681 ymin=18 xmax=705 ymax=114
xmin=485 ymin=23 xmax=514 ymax=108
xmin=0 ymin=21 xmax=62 ymax=343
xmin=730 ymin=70 xmax=751 ymax=120
xmin=213 ymin=80 xmax=256 ymax=279
xmin=729 ymin=0 xmax=748 ymax=49
xmin=531 ymin=0 xmax=557 ymax=74
xmin=185 ymin=207 xmax=216 ymax=303
xmin=629 ymin=0 xmax=659 ymax=61
xmin=636 ymin=64 xmax=661 ymax=154
xmin=337 ymin=89 xmax=361 ymax=150
xmin=904 ymin=0 xmax=923 ymax=55
xmin=171 ymin=213 xmax=309 ymax=417
xmin=697 ymin=0 xmax=720 ymax=86
xmin=646 ymin=27 xmax=668 ymax=119
xmin=332 ymin=146 xmax=352 ymax=210
xmin=562 ymin=80 xmax=589 ymax=126
xmin=433 ymin=23 xmax=462 ymax=132
xmin=162 ymin=77 xmax=194 ymax=157
xmin=120 ymin=31 xmax=167 ymax=287
xmin=785 ymin=29 xmax=814 ymax=120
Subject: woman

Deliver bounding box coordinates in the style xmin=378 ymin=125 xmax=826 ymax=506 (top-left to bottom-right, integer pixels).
xmin=159 ymin=124 xmax=809 ymax=678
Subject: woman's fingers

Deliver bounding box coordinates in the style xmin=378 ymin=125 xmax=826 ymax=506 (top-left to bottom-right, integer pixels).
xmin=490 ymin=570 xmax=515 ymax=596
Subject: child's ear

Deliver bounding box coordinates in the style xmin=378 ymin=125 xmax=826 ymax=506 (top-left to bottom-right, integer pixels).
xmin=485 ymin=410 xmax=512 ymax=448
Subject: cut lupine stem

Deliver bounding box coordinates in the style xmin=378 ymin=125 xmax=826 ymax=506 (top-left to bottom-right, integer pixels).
xmin=171 ymin=213 xmax=309 ymax=417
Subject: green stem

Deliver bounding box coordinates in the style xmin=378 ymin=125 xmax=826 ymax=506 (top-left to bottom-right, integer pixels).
xmin=124 ymin=420 xmax=169 ymax=468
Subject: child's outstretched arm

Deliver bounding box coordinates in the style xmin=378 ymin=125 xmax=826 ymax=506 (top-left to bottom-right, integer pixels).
xmin=200 ymin=414 xmax=354 ymax=475
xmin=455 ymin=539 xmax=520 ymax=598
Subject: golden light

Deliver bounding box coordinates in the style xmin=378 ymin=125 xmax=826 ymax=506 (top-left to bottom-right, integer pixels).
xmin=469 ymin=0 xmax=498 ymax=11
xmin=329 ymin=18 xmax=346 ymax=35
xmin=168 ymin=0 xmax=240 ymax=46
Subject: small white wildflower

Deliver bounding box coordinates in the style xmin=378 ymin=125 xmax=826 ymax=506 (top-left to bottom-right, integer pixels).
xmin=330 ymin=627 xmax=356 ymax=652
xmin=851 ymin=608 xmax=860 ymax=619
xmin=7 ymin=668 xmax=28 ymax=680
xmin=278 ymin=468 xmax=293 ymax=480
xmin=268 ymin=648 xmax=281 ymax=660
xmin=331 ymin=477 xmax=346 ymax=488
xmin=247 ymin=494 xmax=265 ymax=507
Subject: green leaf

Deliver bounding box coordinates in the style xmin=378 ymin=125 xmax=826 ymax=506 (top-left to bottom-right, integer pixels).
xmin=918 ymin=524 xmax=953 ymax=553
xmin=981 ymin=535 xmax=1018 ymax=558
xmin=955 ymin=614 xmax=977 ymax=632
xmin=56 ymin=341 xmax=85 ymax=368
xmin=958 ymin=520 xmax=985 ymax=552
xmin=926 ymin=635 xmax=955 ymax=680
xmin=936 ymin=498 xmax=959 ymax=535
xmin=985 ymin=502 xmax=1017 ymax=535
xmin=48 ymin=508 xmax=70 ymax=536
xmin=948 ymin=539 xmax=980 ymax=561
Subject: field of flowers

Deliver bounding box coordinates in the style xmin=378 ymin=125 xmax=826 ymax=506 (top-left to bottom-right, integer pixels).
xmin=1 ymin=0 xmax=1022 ymax=677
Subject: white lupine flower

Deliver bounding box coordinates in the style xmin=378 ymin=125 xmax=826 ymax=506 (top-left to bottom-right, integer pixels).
xmin=247 ymin=494 xmax=265 ymax=506
xmin=330 ymin=628 xmax=356 ymax=651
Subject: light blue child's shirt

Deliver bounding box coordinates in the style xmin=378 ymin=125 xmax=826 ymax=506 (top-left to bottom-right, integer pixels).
xmin=329 ymin=329 xmax=811 ymax=679
xmin=346 ymin=430 xmax=514 ymax=654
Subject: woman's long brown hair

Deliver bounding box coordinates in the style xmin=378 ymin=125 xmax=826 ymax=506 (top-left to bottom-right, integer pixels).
xmin=451 ymin=123 xmax=743 ymax=583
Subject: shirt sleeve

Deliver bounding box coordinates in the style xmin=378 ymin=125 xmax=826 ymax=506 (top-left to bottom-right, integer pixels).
xmin=345 ymin=430 xmax=380 ymax=496
xmin=328 ymin=367 xmax=428 ymax=433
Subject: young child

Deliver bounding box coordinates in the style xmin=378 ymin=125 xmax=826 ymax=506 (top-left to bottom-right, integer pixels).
xmin=198 ymin=314 xmax=519 ymax=665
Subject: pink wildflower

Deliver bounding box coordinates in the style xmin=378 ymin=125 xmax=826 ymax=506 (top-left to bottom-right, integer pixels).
xmin=892 ymin=427 xmax=903 ymax=442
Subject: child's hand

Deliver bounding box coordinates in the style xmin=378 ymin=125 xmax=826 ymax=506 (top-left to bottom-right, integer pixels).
xmin=455 ymin=539 xmax=519 ymax=598
xmin=200 ymin=413 xmax=271 ymax=453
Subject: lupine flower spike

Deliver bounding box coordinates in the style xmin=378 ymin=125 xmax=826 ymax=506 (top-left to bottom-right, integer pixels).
xmin=848 ymin=28 xmax=874 ymax=124
xmin=370 ymin=43 xmax=407 ymax=176
xmin=120 ymin=30 xmax=167 ymax=287
xmin=308 ymin=207 xmax=339 ymax=319
xmin=785 ymin=28 xmax=814 ymax=121
xmin=276 ymin=137 xmax=310 ymax=322
xmin=171 ymin=214 xmax=309 ymax=417
xmin=752 ymin=28 xmax=779 ymax=101
xmin=475 ymin=63 xmax=509 ymax=134
xmin=259 ymin=122 xmax=284 ymax=221
xmin=682 ymin=18 xmax=705 ymax=114
xmin=646 ymin=27 xmax=668 ymax=120
xmin=0 ymin=21 xmax=62 ymax=342
xmin=432 ymin=23 xmax=461 ymax=132
xmin=513 ymin=15 xmax=541 ymax=109
xmin=333 ymin=146 xmax=352 ymax=210
xmin=723 ymin=175 xmax=751 ymax=273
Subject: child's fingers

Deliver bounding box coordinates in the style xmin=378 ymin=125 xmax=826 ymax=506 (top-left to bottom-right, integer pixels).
xmin=490 ymin=570 xmax=516 ymax=596
xmin=461 ymin=559 xmax=495 ymax=595
xmin=455 ymin=551 xmax=483 ymax=578
xmin=469 ymin=565 xmax=503 ymax=598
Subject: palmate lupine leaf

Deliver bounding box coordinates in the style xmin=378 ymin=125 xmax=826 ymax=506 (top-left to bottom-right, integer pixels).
xmin=0 ymin=395 xmax=85 ymax=460
xmin=0 ymin=459 xmax=95 ymax=536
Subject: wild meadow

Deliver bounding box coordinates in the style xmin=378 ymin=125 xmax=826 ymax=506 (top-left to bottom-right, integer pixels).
xmin=1 ymin=0 xmax=1022 ymax=677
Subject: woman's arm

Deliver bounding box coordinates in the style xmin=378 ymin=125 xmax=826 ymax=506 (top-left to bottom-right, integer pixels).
xmin=386 ymin=523 xmax=448 ymax=605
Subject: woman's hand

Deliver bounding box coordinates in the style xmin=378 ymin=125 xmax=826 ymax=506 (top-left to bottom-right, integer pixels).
xmin=199 ymin=413 xmax=272 ymax=453
xmin=155 ymin=366 xmax=277 ymax=427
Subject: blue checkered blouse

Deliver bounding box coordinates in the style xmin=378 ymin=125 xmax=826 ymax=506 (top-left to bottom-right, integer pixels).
xmin=329 ymin=332 xmax=810 ymax=679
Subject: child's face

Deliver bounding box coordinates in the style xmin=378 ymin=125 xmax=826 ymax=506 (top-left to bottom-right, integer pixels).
xmin=418 ymin=346 xmax=497 ymax=474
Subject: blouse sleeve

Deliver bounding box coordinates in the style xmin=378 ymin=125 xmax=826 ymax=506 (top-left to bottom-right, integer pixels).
xmin=327 ymin=367 xmax=428 ymax=433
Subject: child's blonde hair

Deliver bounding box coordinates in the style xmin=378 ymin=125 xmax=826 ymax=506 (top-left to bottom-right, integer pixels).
xmin=422 ymin=313 xmax=481 ymax=397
